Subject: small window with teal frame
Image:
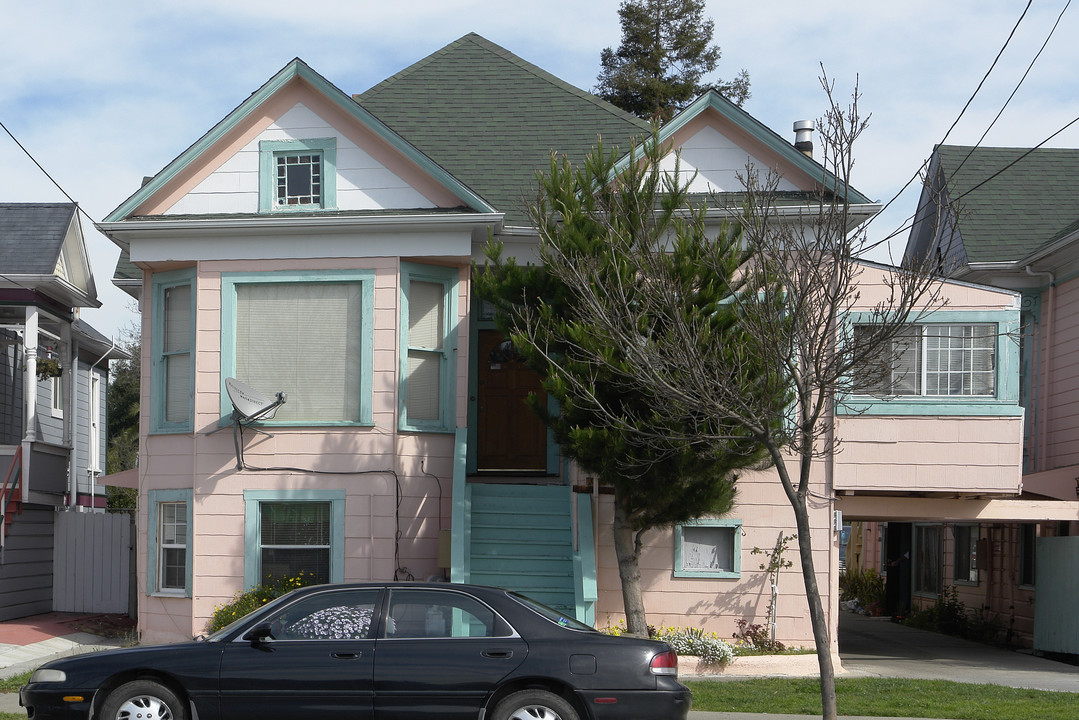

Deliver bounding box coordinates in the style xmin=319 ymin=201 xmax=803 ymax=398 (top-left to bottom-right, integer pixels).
xmin=674 ymin=519 xmax=742 ymax=578
xmin=399 ymin=263 xmax=458 ymax=433
xmin=259 ymin=138 xmax=337 ymax=212
xmin=151 ymin=268 xmax=196 ymax=434
xmin=243 ymin=489 xmax=345 ymax=590
xmin=147 ymin=489 xmax=193 ymax=597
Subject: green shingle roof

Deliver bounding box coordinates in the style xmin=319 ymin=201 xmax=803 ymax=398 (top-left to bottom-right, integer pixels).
xmin=356 ymin=33 xmax=651 ymax=226
xmin=936 ymin=144 xmax=1079 ymax=264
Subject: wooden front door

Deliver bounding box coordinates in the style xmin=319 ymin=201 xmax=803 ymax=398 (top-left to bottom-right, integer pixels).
xmin=476 ymin=330 xmax=547 ymax=471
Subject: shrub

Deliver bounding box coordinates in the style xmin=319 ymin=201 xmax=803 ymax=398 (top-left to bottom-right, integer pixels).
xmin=206 ymin=574 xmax=317 ymax=633
xmin=655 ymin=626 xmax=735 ymax=665
xmin=839 ymin=567 xmax=885 ymax=613
xmin=733 ymin=618 xmax=785 ymax=653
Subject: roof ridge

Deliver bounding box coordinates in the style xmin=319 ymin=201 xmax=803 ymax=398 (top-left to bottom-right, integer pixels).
xmin=357 ymin=33 xmax=651 ymax=133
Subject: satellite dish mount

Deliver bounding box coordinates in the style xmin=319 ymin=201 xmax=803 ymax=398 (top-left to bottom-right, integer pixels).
xmin=223 ymin=377 xmax=287 ymax=469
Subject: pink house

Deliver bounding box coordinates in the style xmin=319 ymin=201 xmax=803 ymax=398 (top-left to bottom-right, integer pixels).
xmin=100 ymin=36 xmax=1027 ymax=659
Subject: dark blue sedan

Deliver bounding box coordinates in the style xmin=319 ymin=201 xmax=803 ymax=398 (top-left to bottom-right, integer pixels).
xmin=21 ymin=582 xmax=690 ymax=720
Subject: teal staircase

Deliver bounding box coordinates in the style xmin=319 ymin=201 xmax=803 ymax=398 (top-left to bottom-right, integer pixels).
xmin=467 ymin=483 xmax=577 ymax=614
xmin=450 ymin=430 xmax=597 ymax=625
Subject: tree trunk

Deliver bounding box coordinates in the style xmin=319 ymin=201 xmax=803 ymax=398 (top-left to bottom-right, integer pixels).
xmin=612 ymin=500 xmax=648 ymax=636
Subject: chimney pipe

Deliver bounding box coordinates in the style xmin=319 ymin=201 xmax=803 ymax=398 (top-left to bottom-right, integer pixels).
xmin=793 ymin=120 xmax=814 ymax=158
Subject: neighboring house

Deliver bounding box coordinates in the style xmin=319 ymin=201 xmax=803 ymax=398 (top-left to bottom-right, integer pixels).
xmin=0 ymin=202 xmax=130 ymax=621
xmin=895 ymin=145 xmax=1079 ymax=653
xmin=99 ymin=36 xmax=1024 ymax=657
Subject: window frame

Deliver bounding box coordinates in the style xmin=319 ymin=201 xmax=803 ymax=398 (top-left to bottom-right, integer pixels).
xmin=673 ymin=519 xmax=742 ymax=579
xmin=258 ymin=138 xmax=337 ymax=212
xmin=243 ymin=489 xmax=345 ymax=591
xmin=151 ymin=268 xmax=196 ymax=434
xmin=841 ymin=310 xmax=1021 ymax=417
xmin=913 ymin=523 xmax=943 ymax=598
xmin=398 ymin=263 xmax=458 ymax=433
xmin=220 ymin=270 xmax=374 ymax=426
xmin=147 ymin=489 xmax=193 ymax=597
xmin=952 ymin=524 xmax=979 ymax=585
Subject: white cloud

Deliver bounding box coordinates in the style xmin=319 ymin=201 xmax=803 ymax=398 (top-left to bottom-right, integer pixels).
xmin=2 ymin=0 xmax=1077 ymax=334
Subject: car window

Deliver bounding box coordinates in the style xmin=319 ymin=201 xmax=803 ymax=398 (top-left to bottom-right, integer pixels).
xmin=385 ymin=589 xmax=513 ymax=639
xmin=509 ymin=592 xmax=597 ymax=632
xmin=261 ymin=589 xmax=380 ymax=640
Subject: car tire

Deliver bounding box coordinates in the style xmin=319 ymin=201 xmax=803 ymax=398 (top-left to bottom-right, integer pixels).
xmin=100 ymin=680 xmax=187 ymax=720
xmin=492 ymin=689 xmax=579 ymax=720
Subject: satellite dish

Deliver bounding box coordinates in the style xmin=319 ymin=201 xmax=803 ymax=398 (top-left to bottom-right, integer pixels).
xmin=225 ymin=377 xmax=286 ymax=421
xmin=223 ymin=378 xmax=287 ymax=471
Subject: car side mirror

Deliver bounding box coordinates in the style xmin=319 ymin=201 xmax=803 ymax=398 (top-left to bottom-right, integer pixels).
xmin=246 ymin=623 xmax=276 ymax=649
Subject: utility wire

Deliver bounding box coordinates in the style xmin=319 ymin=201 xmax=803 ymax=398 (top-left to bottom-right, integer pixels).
xmin=854 ymin=0 xmax=1056 ymax=258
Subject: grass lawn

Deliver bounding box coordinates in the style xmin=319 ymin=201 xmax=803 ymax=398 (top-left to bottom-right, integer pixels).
xmin=686 ymin=677 xmax=1079 ymax=720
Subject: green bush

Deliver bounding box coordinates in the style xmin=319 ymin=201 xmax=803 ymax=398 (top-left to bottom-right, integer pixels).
xmin=206 ymin=574 xmax=317 ymax=633
xmin=839 ymin=567 xmax=885 ymax=613
xmin=902 ymin=586 xmax=1003 ymax=644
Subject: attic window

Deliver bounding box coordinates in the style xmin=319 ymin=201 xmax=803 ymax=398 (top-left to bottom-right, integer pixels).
xmin=276 ymin=153 xmax=322 ymax=207
xmin=259 ymin=138 xmax=337 ymax=212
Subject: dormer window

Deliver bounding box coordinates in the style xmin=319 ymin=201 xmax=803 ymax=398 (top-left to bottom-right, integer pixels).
xmin=259 ymin=138 xmax=337 ymax=212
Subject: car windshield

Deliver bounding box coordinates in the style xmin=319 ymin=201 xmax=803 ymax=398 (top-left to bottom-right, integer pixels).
xmin=509 ymin=592 xmax=597 ymax=632
xmin=203 ymin=590 xmax=300 ymax=642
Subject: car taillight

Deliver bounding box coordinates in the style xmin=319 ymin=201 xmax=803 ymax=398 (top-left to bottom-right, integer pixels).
xmin=649 ymin=650 xmax=678 ymax=676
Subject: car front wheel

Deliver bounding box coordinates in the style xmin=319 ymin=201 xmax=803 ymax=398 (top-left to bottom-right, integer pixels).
xmin=492 ymin=689 xmax=579 ymax=720
xmin=100 ymin=680 xmax=187 ymax=720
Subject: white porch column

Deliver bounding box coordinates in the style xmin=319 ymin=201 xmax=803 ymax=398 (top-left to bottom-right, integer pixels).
xmin=23 ymin=306 xmax=39 ymax=443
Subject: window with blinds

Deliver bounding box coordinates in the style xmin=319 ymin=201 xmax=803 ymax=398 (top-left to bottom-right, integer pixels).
xmin=152 ymin=269 xmax=195 ymax=433
xmin=856 ymin=324 xmax=995 ymax=397
xmin=234 ymin=282 xmax=362 ymax=423
xmin=259 ymin=501 xmax=331 ymax=584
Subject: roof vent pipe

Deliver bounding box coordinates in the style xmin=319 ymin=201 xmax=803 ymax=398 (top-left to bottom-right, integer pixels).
xmin=793 ymin=120 xmax=814 ymax=158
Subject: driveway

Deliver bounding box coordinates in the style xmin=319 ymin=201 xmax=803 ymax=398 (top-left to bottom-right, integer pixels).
xmin=838 ymin=611 xmax=1079 ymax=692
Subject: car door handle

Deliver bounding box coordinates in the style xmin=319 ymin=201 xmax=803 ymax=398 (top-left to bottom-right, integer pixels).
xmin=331 ymin=652 xmax=362 ymax=659
xmin=481 ymin=649 xmax=514 ymax=659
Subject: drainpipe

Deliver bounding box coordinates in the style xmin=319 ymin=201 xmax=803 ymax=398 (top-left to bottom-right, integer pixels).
xmin=1025 ymin=266 xmax=1055 ymax=474
xmin=84 ymin=337 xmax=118 ymax=511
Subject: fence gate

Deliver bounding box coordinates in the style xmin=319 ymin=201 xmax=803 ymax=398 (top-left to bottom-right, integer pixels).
xmin=53 ymin=511 xmax=132 ymax=614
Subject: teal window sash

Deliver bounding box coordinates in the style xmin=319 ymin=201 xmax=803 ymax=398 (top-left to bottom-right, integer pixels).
xmin=259 ymin=138 xmax=337 ymax=212
xmin=151 ymin=268 xmax=196 ymax=434
xmin=674 ymin=519 xmax=742 ymax=579
xmin=219 ymin=270 xmax=374 ymax=426
xmin=147 ymin=489 xmax=193 ymax=597
xmin=840 ymin=310 xmax=1021 ymax=416
xmin=243 ymin=489 xmax=345 ymax=590
xmin=399 ymin=263 xmax=458 ymax=433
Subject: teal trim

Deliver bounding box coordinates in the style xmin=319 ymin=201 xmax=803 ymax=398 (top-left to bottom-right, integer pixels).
xmin=105 ymin=59 xmax=492 ymax=223
xmin=674 ymin=518 xmax=742 ymax=579
xmin=450 ymin=428 xmax=470 ymax=583
xmin=399 ymin=263 xmax=458 ymax=433
xmin=220 ymin=270 xmax=374 ymax=425
xmin=150 ymin=268 xmax=196 ymax=434
xmin=840 ymin=309 xmax=1022 ymax=416
xmin=573 ymin=493 xmax=597 ymax=626
xmin=615 ymin=89 xmax=873 ymax=206
xmin=147 ymin=489 xmax=193 ymax=597
xmin=258 ymin=138 xmax=337 ymax=212
xmin=242 ymin=489 xmax=345 ymax=590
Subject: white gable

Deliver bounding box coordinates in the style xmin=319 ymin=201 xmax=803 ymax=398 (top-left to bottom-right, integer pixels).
xmin=660 ymin=125 xmax=801 ymax=194
xmin=163 ymin=102 xmax=435 ymax=215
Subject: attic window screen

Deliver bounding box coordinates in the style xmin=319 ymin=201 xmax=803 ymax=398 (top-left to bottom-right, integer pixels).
xmin=260 ymin=502 xmax=330 ymax=584
xmin=681 ymin=525 xmax=735 ymax=572
xmin=276 ymin=152 xmax=322 ymax=207
xmin=162 ymin=284 xmax=192 ymax=423
xmin=235 ymin=282 xmax=361 ymax=422
xmin=406 ymin=280 xmax=444 ymax=421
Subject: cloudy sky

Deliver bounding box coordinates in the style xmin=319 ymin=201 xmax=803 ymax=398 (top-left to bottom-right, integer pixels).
xmin=2 ymin=0 xmax=1077 ymax=340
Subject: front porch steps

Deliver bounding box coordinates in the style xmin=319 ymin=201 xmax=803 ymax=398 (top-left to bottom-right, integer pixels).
xmin=466 ymin=482 xmax=577 ymax=616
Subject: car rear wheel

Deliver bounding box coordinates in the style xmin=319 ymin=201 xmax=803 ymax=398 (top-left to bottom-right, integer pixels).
xmin=100 ymin=680 xmax=187 ymax=720
xmin=492 ymin=689 xmax=579 ymax=720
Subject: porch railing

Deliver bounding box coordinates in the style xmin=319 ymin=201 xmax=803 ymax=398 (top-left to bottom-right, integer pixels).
xmin=1 ymin=445 xmax=24 ymax=561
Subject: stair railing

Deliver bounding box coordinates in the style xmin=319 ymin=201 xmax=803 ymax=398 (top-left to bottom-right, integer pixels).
xmin=1 ymin=445 xmax=24 ymax=561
